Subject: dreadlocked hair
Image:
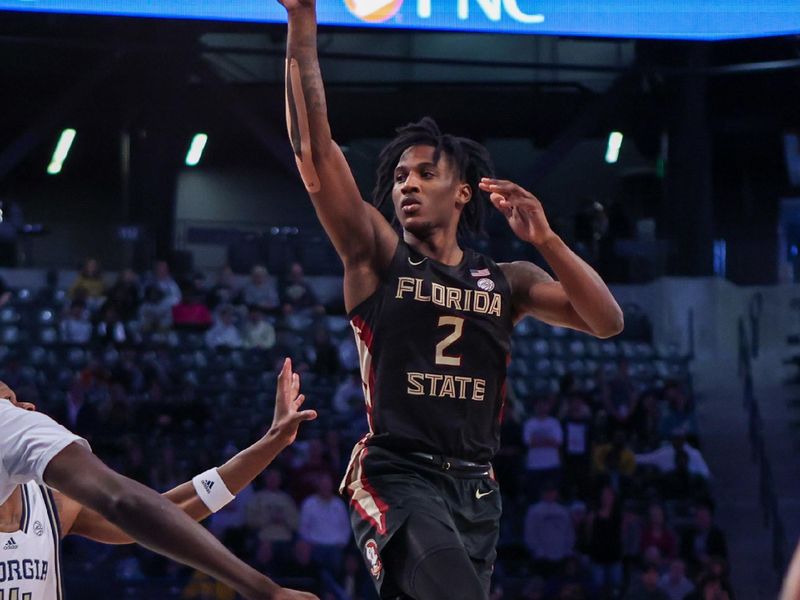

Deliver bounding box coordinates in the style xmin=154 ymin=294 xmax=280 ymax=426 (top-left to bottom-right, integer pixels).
xmin=372 ymin=116 xmax=495 ymax=238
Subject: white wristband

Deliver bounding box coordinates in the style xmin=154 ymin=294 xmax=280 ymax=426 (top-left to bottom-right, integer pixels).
xmin=192 ymin=468 xmax=235 ymax=513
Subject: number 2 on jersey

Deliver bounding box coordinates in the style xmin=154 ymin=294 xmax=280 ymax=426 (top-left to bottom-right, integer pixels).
xmin=435 ymin=316 xmax=464 ymax=366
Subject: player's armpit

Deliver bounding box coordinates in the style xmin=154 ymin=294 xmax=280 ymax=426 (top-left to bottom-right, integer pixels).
xmin=500 ymin=261 xmax=594 ymax=334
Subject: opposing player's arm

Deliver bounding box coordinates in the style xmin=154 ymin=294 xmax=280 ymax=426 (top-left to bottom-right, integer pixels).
xmin=281 ymin=0 xmax=396 ymax=279
xmin=62 ymin=358 xmax=316 ymax=544
xmin=44 ymin=444 xmax=294 ymax=600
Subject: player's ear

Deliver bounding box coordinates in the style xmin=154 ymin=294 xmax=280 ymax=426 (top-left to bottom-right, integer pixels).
xmin=456 ymin=182 xmax=472 ymax=207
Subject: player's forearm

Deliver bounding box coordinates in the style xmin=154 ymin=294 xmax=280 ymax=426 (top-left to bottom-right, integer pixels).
xmin=163 ymin=429 xmax=290 ymax=520
xmin=286 ymin=4 xmax=333 ymax=158
xmin=218 ymin=428 xmax=289 ymax=494
xmin=92 ymin=479 xmax=278 ymax=599
xmin=534 ymin=234 xmax=623 ymax=338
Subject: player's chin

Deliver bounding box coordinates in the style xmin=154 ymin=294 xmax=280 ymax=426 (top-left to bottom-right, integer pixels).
xmin=401 ymin=217 xmax=434 ymax=237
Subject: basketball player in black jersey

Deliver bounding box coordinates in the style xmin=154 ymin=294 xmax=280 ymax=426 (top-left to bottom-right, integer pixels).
xmin=278 ymin=1 xmax=623 ymax=597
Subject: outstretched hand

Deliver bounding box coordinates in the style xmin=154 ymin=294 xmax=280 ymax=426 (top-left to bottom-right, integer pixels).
xmin=270 ymin=358 xmax=317 ymax=446
xmin=478 ymin=178 xmax=556 ymax=247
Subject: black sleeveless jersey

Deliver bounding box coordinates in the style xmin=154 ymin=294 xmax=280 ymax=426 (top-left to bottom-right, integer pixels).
xmin=348 ymin=240 xmax=514 ymax=463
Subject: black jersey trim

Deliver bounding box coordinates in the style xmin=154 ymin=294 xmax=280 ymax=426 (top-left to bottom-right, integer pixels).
xmin=20 ymin=483 xmax=30 ymax=534
xmin=40 ymin=485 xmax=63 ymax=600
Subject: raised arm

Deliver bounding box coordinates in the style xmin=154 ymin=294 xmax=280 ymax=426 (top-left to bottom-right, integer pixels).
xmin=479 ymin=178 xmax=623 ymax=338
xmin=45 ymin=360 xmax=318 ymax=600
xmin=63 ymin=359 xmax=315 ymax=537
xmin=280 ymin=0 xmax=396 ymax=306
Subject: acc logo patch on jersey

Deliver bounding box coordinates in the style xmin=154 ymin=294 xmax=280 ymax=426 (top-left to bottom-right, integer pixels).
xmin=364 ymin=539 xmax=383 ymax=579
xmin=477 ymin=278 xmax=495 ymax=292
xmin=33 ymin=521 xmax=44 ymax=536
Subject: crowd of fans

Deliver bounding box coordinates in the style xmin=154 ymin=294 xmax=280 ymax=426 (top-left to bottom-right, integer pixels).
xmin=0 ymin=257 xmax=729 ymax=599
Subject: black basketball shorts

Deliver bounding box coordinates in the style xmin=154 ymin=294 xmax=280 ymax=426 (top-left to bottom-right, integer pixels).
xmin=340 ymin=442 xmax=502 ymax=598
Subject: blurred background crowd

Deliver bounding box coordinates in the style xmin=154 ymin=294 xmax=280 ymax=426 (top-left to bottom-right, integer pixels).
xmin=0 ymin=255 xmax=725 ymax=600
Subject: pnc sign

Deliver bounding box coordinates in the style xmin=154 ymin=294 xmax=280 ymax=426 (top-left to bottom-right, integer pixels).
xmin=344 ymin=0 xmax=543 ymax=25
xmin=1 ymin=0 xmax=800 ymax=40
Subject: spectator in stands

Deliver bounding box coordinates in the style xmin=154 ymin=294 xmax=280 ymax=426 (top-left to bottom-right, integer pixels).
xmin=623 ymin=564 xmax=669 ymax=600
xmin=543 ymin=555 xmax=593 ymax=600
xmin=205 ymin=305 xmax=242 ymax=349
xmin=278 ymin=540 xmax=324 ymax=597
xmin=206 ymin=264 xmax=240 ymax=310
xmin=593 ymin=431 xmax=637 ymax=485
xmin=636 ymin=435 xmax=710 ymax=479
xmin=280 ymin=262 xmax=324 ymax=315
xmin=69 ymin=257 xmax=106 ymax=303
xmin=603 ymin=359 xmax=637 ymax=434
xmin=60 ymin=299 xmax=93 ymax=343
xmin=339 ymin=552 xmax=374 ymax=600
xmin=289 ymin=439 xmax=338 ymax=503
xmin=523 ymin=481 xmax=575 ymax=576
xmin=35 ymin=268 xmax=61 ymax=305
xmin=242 ymin=305 xmax=276 ymax=349
xmin=245 ymin=469 xmax=298 ymax=553
xmin=298 ymin=473 xmax=351 ymax=572
xmin=54 ymin=381 xmax=99 ymax=441
xmin=631 ymin=389 xmax=663 ymax=451
xmin=640 ymin=503 xmax=678 ymax=563
xmin=680 ymin=501 xmax=728 ymax=575
xmin=659 ymin=559 xmax=694 ymax=600
xmin=659 ymin=448 xmax=709 ymax=501
xmin=621 ymin=500 xmax=643 ymax=573
xmin=561 ymin=392 xmax=593 ymax=499
xmin=103 ymin=268 xmax=141 ymax=321
xmin=95 ymin=304 xmax=127 ymax=345
xmin=337 ymin=335 xmax=360 ymax=373
xmin=587 ymin=484 xmax=623 ymax=597
xmin=139 ymin=284 xmax=173 ymax=332
xmin=659 ymin=383 xmax=699 ymax=443
xmin=241 ymin=264 xmax=280 ymax=314
xmin=149 ymin=259 xmax=182 ymax=307
xmin=308 ymin=325 xmax=340 ymax=377
xmin=0 ymin=273 xmax=11 ymax=308
xmin=683 ymin=574 xmax=730 ymax=600
xmin=172 ymin=285 xmax=213 ymax=331
xmin=332 ymin=371 xmax=364 ymax=416
xmin=523 ymin=397 xmax=563 ymax=499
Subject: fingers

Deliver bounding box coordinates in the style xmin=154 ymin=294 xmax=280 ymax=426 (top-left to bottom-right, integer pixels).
xmin=488 ymin=192 xmax=513 ymax=219
xmin=480 ymin=178 xmax=538 ymax=203
xmin=296 ymin=409 xmax=317 ymax=422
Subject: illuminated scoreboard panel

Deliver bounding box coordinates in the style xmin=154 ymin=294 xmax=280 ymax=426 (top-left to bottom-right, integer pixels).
xmin=0 ymin=0 xmax=799 ymax=39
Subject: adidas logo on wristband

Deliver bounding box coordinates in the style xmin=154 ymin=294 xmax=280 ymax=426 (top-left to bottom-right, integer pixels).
xmin=202 ymin=480 xmax=215 ymax=494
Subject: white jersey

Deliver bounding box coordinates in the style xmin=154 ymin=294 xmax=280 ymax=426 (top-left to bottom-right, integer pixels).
xmin=0 ymin=398 xmax=89 ymax=505
xmin=0 ymin=481 xmax=62 ymax=600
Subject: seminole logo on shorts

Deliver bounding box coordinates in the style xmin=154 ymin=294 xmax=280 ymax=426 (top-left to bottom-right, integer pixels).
xmin=364 ymin=539 xmax=383 ymax=579
xmin=344 ymin=0 xmax=403 ymax=23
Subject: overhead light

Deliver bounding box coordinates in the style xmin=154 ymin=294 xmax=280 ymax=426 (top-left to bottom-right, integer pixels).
xmin=185 ymin=133 xmax=208 ymax=167
xmin=47 ymin=128 xmax=77 ymax=175
xmin=605 ymin=131 xmax=623 ymax=164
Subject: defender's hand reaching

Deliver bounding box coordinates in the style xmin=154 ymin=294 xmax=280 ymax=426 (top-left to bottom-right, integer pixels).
xmin=269 ymin=358 xmax=317 ymax=446
xmin=479 ymin=178 xmax=556 ymax=247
